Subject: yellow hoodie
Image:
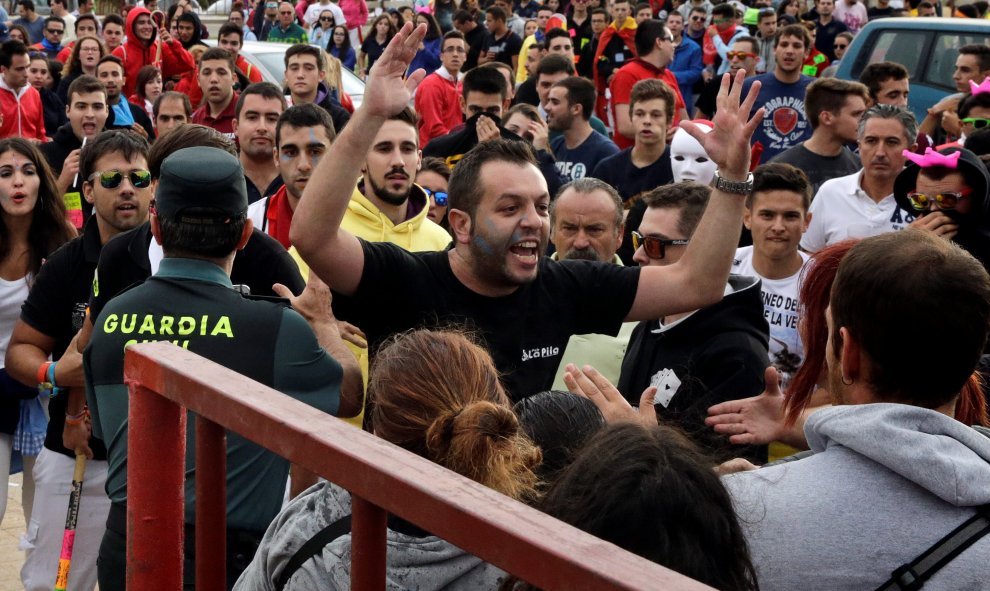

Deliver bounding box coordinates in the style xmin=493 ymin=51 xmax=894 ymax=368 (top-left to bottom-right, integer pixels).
xmin=340 ymin=180 xmax=452 ymax=252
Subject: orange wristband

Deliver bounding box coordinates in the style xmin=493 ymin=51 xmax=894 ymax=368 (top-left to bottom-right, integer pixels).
xmin=37 ymin=362 xmax=53 ymax=386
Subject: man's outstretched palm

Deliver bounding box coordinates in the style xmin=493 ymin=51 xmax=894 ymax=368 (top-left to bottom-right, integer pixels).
xmin=363 ymin=22 xmax=429 ymax=118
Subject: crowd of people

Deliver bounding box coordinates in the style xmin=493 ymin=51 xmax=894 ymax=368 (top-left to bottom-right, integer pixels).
xmin=0 ymin=0 xmax=987 ymax=589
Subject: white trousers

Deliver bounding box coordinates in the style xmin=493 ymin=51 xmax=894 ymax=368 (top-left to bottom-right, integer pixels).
xmin=0 ymin=433 xmax=10 ymax=524
xmin=348 ymin=25 xmax=362 ymax=53
xmin=20 ymin=448 xmax=110 ymax=591
xmin=0 ymin=434 xmax=36 ymax=526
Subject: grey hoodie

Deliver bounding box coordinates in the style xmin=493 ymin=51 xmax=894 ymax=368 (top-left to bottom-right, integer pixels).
xmin=233 ymin=482 xmax=505 ymax=590
xmin=723 ymin=404 xmax=990 ymax=591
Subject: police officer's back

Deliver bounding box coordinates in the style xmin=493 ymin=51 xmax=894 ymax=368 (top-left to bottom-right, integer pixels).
xmin=84 ymin=147 xmax=351 ymax=591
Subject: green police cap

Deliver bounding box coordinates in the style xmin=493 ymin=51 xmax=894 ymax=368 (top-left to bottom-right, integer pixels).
xmin=156 ymin=147 xmax=248 ymax=225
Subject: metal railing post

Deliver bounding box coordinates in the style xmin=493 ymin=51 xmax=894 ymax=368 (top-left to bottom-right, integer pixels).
xmin=351 ymin=495 xmax=387 ymax=590
xmin=196 ymin=416 xmax=227 ymax=591
xmin=127 ymin=383 xmax=186 ymax=590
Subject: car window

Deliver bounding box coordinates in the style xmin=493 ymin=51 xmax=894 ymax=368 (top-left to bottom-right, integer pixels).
xmin=862 ymin=30 xmax=929 ymax=78
xmin=252 ymin=51 xmax=289 ymax=83
xmin=923 ymin=32 xmax=990 ymax=91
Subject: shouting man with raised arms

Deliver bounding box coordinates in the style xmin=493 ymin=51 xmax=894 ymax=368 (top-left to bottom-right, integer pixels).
xmin=292 ymin=21 xmax=766 ymax=402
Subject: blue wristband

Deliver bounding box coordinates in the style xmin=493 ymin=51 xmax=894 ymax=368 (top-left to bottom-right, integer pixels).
xmin=47 ymin=361 xmax=57 ymax=388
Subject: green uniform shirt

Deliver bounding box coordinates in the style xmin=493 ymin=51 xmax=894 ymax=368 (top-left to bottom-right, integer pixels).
xmin=267 ymin=22 xmax=309 ymax=44
xmin=85 ymin=257 xmax=341 ymax=532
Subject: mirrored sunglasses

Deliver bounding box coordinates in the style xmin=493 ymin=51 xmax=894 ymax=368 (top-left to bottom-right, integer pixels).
xmin=90 ymin=169 xmax=152 ymax=189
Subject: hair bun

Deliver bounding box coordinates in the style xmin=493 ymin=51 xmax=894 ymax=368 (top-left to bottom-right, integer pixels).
xmin=425 ymin=401 xmax=520 ymax=457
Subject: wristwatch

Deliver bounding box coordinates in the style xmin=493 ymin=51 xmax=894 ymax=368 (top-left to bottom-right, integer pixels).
xmin=713 ymin=171 xmax=754 ymax=195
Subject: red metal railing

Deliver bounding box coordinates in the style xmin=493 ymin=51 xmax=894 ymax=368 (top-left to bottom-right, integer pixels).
xmin=124 ymin=341 xmax=714 ymax=590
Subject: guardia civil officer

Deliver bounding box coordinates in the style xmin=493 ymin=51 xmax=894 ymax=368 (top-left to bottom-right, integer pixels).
xmin=84 ymin=146 xmax=362 ymax=591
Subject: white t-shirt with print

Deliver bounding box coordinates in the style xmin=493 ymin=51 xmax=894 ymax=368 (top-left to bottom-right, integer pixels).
xmin=732 ymin=246 xmax=810 ymax=386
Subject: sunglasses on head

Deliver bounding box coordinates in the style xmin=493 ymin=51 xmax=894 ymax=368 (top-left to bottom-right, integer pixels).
xmin=726 ymin=50 xmax=756 ymax=60
xmin=90 ymin=169 xmax=152 ymax=189
xmin=906 ymin=189 xmax=970 ymax=211
xmin=962 ymin=117 xmax=990 ymax=129
xmin=423 ymin=187 xmax=448 ymax=206
xmin=631 ymin=231 xmax=689 ymax=259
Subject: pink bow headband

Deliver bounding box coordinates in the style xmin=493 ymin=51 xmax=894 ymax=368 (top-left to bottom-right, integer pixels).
xmin=902 ymin=147 xmax=961 ymax=169
xmin=970 ymin=76 xmax=990 ymax=95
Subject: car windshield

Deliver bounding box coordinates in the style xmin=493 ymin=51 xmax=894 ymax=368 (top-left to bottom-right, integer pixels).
xmin=251 ymin=49 xmax=363 ymax=95
xmin=252 ymin=50 xmax=292 ymax=82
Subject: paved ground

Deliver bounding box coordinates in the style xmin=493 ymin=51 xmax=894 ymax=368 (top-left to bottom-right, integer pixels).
xmin=2 ymin=473 xmax=26 ymax=591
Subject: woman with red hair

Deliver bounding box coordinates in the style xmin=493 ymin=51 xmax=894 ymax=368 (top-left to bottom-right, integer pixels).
xmin=706 ymin=239 xmax=988 ymax=450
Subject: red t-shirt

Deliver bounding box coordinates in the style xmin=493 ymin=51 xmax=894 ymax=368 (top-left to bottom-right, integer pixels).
xmin=191 ymin=92 xmax=239 ymax=139
xmin=609 ymin=58 xmax=686 ymax=150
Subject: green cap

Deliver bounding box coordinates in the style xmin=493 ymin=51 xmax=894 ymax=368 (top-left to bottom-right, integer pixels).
xmin=156 ymin=147 xmax=247 ymax=225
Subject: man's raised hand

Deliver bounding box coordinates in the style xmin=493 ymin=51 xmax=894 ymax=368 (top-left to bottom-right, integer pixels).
xmin=363 ymin=21 xmax=428 ymax=118
xmin=681 ymin=68 xmax=764 ymax=177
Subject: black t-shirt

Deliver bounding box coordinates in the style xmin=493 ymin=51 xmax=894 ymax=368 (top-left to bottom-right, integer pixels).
xmin=590 ymin=146 xmax=673 ymax=204
xmin=463 ymin=24 xmax=487 ymax=70
xmin=815 ymin=19 xmax=848 ymax=62
xmin=20 ymin=216 xmax=108 ymax=460
xmin=89 ymin=223 xmax=305 ymax=322
xmin=481 ymin=30 xmax=523 ymax=67
xmin=512 ymin=76 xmax=540 ymax=107
xmin=334 ymin=240 xmax=641 ymax=401
xmin=695 ymin=76 xmax=722 ymax=119
xmin=360 ymin=36 xmax=389 ymax=73
xmin=868 ymin=6 xmax=895 ymax=18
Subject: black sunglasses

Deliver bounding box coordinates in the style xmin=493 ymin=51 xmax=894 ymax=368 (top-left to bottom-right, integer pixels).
xmin=320 ymin=16 xmax=334 ymax=21
xmin=631 ymin=231 xmax=689 ymax=259
xmin=47 ymin=28 xmax=64 ymax=34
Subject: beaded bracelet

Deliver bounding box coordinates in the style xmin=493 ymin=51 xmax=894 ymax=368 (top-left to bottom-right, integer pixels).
xmin=65 ymin=407 xmax=89 ymax=426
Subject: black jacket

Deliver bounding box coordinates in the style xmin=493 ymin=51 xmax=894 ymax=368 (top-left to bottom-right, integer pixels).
xmin=618 ymin=275 xmax=770 ymax=463
xmin=314 ymin=83 xmax=351 ymax=135
xmin=40 ymin=87 xmax=67 ymax=139
xmin=40 ymin=124 xmax=93 ymax=223
xmin=105 ymin=98 xmax=155 ymax=139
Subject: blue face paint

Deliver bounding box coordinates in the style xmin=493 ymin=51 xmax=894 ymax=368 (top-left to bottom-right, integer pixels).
xmin=308 ymin=128 xmax=322 ymax=168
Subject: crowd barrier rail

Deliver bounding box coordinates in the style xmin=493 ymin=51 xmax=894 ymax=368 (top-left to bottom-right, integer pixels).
xmin=124 ymin=341 xmax=713 ymax=590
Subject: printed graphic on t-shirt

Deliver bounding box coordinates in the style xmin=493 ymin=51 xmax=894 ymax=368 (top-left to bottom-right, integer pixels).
xmin=555 ymin=160 xmax=588 ymax=180
xmin=650 ymin=367 xmax=681 ymax=407
xmin=732 ymin=247 xmax=807 ymax=385
xmin=762 ymin=95 xmax=809 ymax=153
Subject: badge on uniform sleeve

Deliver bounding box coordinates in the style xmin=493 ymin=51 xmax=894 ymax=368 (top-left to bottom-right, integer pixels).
xmin=649 ymin=368 xmax=681 ymax=408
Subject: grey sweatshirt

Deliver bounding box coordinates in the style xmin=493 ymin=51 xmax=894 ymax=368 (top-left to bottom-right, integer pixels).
xmin=723 ymin=403 xmax=990 ymax=591
xmin=233 ymin=481 xmax=506 ymax=590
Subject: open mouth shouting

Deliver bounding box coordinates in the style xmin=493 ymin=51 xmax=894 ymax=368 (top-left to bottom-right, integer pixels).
xmin=509 ymin=240 xmax=540 ymax=265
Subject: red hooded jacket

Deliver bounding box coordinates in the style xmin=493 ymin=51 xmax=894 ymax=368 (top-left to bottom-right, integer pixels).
xmin=112 ymin=7 xmax=195 ymax=97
